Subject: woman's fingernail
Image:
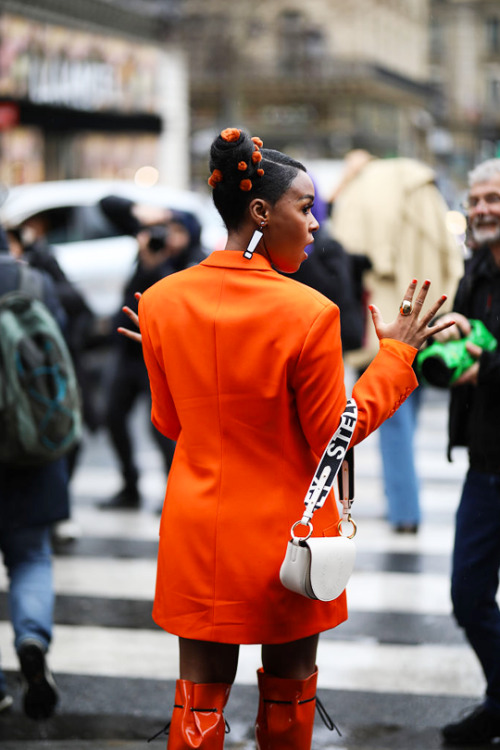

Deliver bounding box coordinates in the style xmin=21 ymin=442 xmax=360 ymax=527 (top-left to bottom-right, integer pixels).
xmin=412 ymin=278 xmax=417 ymax=284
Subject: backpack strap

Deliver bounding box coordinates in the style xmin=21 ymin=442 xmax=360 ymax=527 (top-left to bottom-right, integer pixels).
xmin=18 ymin=263 xmax=45 ymax=302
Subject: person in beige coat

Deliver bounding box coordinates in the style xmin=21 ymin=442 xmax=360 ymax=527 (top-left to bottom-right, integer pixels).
xmin=331 ymin=156 xmax=464 ymax=531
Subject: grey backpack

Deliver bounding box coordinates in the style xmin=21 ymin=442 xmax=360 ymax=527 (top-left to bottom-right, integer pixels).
xmin=0 ymin=265 xmax=82 ymax=465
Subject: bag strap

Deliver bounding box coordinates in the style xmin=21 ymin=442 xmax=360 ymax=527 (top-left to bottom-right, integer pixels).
xmin=291 ymin=398 xmax=357 ymax=540
xmin=18 ymin=263 xmax=45 ymax=301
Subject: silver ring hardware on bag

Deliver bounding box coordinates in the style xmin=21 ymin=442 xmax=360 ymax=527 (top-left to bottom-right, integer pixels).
xmin=290 ymin=520 xmax=313 ymax=542
xmin=280 ymin=399 xmax=358 ymax=602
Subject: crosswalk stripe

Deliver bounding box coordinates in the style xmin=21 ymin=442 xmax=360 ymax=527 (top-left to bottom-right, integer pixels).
xmin=0 ymin=622 xmax=484 ymax=700
xmin=0 ymin=558 xmax=457 ymax=614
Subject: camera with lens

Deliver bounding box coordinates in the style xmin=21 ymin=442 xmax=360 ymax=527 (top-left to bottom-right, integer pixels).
xmin=146 ymin=225 xmax=169 ymax=253
xmin=416 ymin=319 xmax=497 ymax=388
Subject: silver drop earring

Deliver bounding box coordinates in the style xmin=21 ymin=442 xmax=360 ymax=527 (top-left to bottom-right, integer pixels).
xmin=243 ymin=221 xmax=265 ymax=259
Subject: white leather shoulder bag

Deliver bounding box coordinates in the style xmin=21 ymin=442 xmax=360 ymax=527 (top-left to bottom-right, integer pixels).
xmin=280 ymin=399 xmax=358 ymax=602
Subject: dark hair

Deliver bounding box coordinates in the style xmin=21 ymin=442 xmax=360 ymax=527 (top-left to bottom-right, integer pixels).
xmin=209 ymin=129 xmax=306 ymax=230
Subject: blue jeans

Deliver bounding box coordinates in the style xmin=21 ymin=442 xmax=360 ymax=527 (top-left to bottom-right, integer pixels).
xmin=451 ymin=470 xmax=500 ymax=716
xmin=379 ymin=388 xmax=421 ymax=526
xmin=0 ymin=525 xmax=54 ymax=694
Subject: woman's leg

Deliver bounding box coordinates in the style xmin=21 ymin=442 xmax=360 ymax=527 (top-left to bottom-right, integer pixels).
xmin=179 ymin=638 xmax=239 ymax=684
xmin=165 ymin=638 xmax=238 ymax=749
xmin=256 ymin=634 xmax=320 ymax=749
xmin=261 ymin=633 xmax=318 ymax=679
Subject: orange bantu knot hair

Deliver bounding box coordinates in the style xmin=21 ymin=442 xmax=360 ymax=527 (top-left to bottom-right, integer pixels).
xmin=238 ymin=161 xmax=247 ymax=171
xmin=239 ymin=179 xmax=252 ymax=191
xmin=208 ymin=169 xmax=223 ymax=188
xmin=257 ymin=168 xmax=264 ymax=177
xmin=251 ymin=151 xmax=262 ymax=164
xmin=220 ymin=128 xmax=241 ymax=142
xmin=251 ymin=137 xmax=263 ymax=148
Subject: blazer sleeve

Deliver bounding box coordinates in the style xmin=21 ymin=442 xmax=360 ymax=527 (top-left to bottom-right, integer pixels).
xmin=293 ymin=304 xmax=418 ymax=456
xmin=139 ymin=299 xmax=181 ymax=441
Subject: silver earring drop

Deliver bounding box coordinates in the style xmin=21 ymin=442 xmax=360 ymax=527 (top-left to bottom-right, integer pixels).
xmin=243 ymin=221 xmax=265 ymax=259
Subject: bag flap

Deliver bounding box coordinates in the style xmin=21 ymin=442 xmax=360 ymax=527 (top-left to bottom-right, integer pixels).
xmin=307 ymin=536 xmax=356 ymax=602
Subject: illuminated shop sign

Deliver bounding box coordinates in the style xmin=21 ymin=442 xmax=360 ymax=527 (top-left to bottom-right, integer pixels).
xmin=0 ymin=14 xmax=159 ymax=113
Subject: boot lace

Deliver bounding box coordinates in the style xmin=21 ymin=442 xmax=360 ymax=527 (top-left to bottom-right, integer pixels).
xmin=147 ymin=705 xmax=230 ymax=742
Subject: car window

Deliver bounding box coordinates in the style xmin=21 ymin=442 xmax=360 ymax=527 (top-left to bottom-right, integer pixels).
xmin=69 ymin=205 xmax=124 ymax=242
xmin=37 ymin=207 xmax=72 ymax=244
xmin=42 ymin=205 xmax=123 ymax=244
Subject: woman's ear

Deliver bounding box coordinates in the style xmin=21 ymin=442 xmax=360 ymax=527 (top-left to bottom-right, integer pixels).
xmin=248 ymin=198 xmax=268 ymax=226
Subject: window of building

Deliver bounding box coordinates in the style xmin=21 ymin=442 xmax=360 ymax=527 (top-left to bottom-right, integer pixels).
xmin=487 ymin=76 xmax=500 ymax=107
xmin=278 ymin=11 xmax=325 ymax=75
xmin=486 ymin=17 xmax=500 ymax=54
xmin=430 ymin=18 xmax=444 ymax=60
xmin=279 ymin=10 xmax=304 ymax=74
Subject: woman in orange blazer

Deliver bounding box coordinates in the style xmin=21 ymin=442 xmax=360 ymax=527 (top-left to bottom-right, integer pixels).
xmin=138 ymin=129 xmax=452 ymax=749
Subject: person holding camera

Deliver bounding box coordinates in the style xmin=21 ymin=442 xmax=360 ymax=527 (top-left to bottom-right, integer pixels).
xmin=436 ymin=159 xmax=500 ymax=746
xmin=98 ymin=196 xmax=205 ymax=510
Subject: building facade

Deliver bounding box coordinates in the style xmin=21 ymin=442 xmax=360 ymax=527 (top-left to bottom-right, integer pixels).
xmin=179 ymin=0 xmax=435 ymax=185
xmin=430 ymin=0 xmax=500 ymax=181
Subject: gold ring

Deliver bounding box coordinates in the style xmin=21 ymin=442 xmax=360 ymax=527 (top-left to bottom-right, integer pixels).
xmin=338 ymin=516 xmax=357 ymax=539
xmin=399 ymin=300 xmax=413 ymax=316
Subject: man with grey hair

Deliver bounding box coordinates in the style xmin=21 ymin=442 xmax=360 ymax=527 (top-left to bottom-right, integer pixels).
xmin=436 ymin=158 xmax=500 ymax=745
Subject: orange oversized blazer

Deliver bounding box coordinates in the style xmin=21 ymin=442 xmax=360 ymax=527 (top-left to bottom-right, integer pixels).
xmin=139 ymin=251 xmax=417 ymax=644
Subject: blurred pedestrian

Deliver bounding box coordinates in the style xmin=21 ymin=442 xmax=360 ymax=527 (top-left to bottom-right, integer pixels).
xmin=438 ymin=159 xmax=500 ymax=746
xmin=8 ymin=216 xmax=97 ymax=436
xmin=0 ymin=227 xmax=68 ymax=719
xmin=98 ymin=196 xmax=205 ymax=510
xmin=6 ymin=220 xmax=97 ymax=544
xmin=282 ymin=181 xmax=367 ymax=352
xmin=137 ymin=127 xmax=451 ymax=749
xmin=331 ymin=155 xmax=463 ymax=532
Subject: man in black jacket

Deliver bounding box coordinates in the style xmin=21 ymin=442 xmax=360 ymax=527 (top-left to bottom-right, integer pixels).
xmin=438 ymin=159 xmax=500 ymax=745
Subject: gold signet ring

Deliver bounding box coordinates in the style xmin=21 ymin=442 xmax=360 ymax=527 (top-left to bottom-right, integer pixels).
xmin=399 ymin=300 xmax=413 ymax=316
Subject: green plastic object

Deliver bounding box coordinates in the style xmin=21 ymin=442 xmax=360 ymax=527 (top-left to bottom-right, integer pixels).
xmin=416 ymin=318 xmax=497 ymax=388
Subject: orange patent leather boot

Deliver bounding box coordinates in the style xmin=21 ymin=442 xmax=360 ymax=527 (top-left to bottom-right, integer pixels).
xmin=166 ymin=679 xmax=231 ymax=749
xmin=255 ymin=667 xmax=318 ymax=749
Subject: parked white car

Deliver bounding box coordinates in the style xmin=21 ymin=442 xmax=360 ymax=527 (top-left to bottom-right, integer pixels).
xmin=0 ymin=179 xmax=226 ymax=317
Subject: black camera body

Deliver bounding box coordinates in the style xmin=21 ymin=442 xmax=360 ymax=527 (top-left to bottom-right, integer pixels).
xmin=146 ymin=225 xmax=169 ymax=253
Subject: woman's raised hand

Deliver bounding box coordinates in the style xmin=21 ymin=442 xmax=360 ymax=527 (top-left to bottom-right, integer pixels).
xmin=369 ymin=279 xmax=455 ymax=350
xmin=117 ymin=292 xmax=143 ymax=343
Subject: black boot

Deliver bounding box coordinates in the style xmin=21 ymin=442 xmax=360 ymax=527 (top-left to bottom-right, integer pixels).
xmin=442 ymin=704 xmax=500 ymax=745
xmin=98 ymin=484 xmax=140 ymax=509
xmin=18 ymin=640 xmax=58 ymax=720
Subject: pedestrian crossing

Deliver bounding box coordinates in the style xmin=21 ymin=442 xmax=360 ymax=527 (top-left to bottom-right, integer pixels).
xmin=0 ymin=387 xmax=485 ymax=748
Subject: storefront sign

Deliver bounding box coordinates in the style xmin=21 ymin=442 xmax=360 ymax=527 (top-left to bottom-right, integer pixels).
xmin=0 ymin=14 xmax=159 ymax=113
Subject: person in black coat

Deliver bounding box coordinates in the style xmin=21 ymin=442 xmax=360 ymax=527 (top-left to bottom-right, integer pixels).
xmin=98 ymin=197 xmax=206 ymax=509
xmin=438 ymin=159 xmax=500 ymax=746
xmin=0 ymin=228 xmax=68 ymax=719
xmin=284 ymin=224 xmax=368 ymax=352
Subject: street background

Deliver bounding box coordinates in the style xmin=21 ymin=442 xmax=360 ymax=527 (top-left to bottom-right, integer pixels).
xmin=0 ymin=381 xmax=480 ymax=749
xmin=0 ymin=1 xmax=498 ymax=747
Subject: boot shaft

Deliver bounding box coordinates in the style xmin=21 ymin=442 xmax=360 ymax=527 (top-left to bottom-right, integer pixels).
xmin=167 ymin=679 xmax=231 ymax=750
xmin=255 ymin=668 xmax=318 ymax=750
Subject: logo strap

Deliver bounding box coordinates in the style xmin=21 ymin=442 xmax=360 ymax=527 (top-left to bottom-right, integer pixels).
xmin=300 ymin=398 xmax=357 ymax=526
